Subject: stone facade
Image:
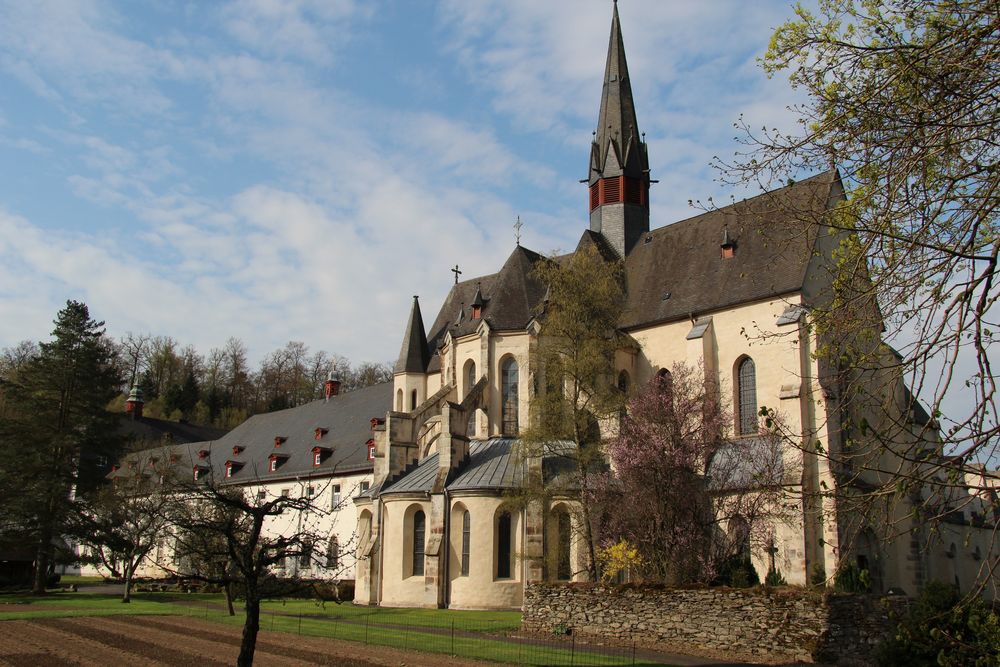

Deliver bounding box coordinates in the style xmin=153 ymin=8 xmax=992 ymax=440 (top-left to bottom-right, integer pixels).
xmin=522 ymin=583 xmax=909 ymax=665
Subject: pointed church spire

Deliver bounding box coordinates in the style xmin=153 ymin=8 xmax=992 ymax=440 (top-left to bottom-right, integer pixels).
xmin=594 ymin=0 xmax=644 ymax=179
xmin=588 ymin=1 xmax=650 ymax=258
xmin=394 ymin=296 xmax=430 ymax=374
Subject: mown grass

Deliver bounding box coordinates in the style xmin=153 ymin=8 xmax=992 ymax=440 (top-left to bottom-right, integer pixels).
xmin=0 ymin=591 xmax=184 ymax=620
xmin=1 ymin=591 xmax=664 ymax=665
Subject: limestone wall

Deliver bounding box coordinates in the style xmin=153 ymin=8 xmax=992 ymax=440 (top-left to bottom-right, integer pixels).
xmin=522 ymin=583 xmax=908 ymax=665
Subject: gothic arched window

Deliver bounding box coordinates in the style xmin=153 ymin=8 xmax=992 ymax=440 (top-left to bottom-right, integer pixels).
xmin=497 ymin=511 xmax=512 ymax=579
xmin=465 ymin=361 xmax=477 ymax=436
xmin=326 ymin=536 xmax=339 ymax=569
xmin=412 ymin=510 xmax=425 ymax=576
xmin=501 ymin=358 xmax=519 ymax=436
xmin=737 ymin=357 xmax=757 ymax=436
xmin=461 ymin=510 xmax=471 ymax=576
xmin=557 ymin=511 xmax=572 ymax=581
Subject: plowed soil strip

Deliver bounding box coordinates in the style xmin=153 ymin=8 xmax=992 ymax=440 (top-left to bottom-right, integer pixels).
xmin=9 ymin=619 xmax=131 ymax=667
xmin=37 ymin=618 xmax=227 ymax=667
xmin=117 ymin=615 xmax=376 ymax=666
xmin=1 ymin=652 xmax=78 ymax=667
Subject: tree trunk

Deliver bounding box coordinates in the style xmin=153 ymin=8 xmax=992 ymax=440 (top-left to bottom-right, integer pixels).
xmin=32 ymin=520 xmax=54 ymax=595
xmin=122 ymin=564 xmax=133 ymax=603
xmin=224 ymin=582 xmax=236 ymax=616
xmin=237 ymin=585 xmax=260 ymax=667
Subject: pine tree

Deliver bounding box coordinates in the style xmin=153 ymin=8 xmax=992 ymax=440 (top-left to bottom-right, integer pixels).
xmin=0 ymin=301 xmax=121 ymax=593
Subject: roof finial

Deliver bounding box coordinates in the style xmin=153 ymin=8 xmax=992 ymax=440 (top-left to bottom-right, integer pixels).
xmin=451 ymin=264 xmax=462 ymax=285
xmin=514 ymin=216 xmax=523 ymax=246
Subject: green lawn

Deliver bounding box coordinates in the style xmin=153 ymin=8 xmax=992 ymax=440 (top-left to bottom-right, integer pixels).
xmin=0 ymin=591 xmax=184 ymax=620
xmin=0 ymin=591 xmax=662 ymax=666
xmin=55 ymin=574 xmax=106 ymax=585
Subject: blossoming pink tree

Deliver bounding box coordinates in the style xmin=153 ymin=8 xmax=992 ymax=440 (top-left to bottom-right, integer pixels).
xmin=591 ymin=362 xmax=791 ymax=584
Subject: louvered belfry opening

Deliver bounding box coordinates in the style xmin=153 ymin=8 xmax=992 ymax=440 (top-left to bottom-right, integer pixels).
xmin=589 ymin=175 xmax=646 ymax=211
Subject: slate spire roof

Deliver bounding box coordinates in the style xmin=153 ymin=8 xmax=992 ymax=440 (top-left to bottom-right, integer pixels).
xmin=591 ymin=1 xmax=648 ymax=183
xmin=395 ymin=295 xmax=431 ymax=374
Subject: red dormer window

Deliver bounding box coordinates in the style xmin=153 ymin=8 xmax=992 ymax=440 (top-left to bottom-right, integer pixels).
xmin=370 ymin=417 xmax=380 ymax=430
xmin=367 ymin=438 xmax=376 ymax=461
xmin=232 ymin=445 xmax=245 ymax=455
xmin=169 ymin=454 xmax=180 ymax=463
xmin=198 ymin=449 xmax=210 ymax=460
xmin=268 ymin=453 xmax=289 ymax=472
xmin=225 ymin=460 xmax=243 ymax=479
xmin=193 ymin=465 xmax=209 ymax=481
xmin=312 ymin=446 xmax=331 ymax=467
xmin=274 ymin=436 xmax=287 ymax=448
xmin=315 ymin=428 xmax=328 ymax=441
xmin=471 ymin=304 xmax=482 ymax=319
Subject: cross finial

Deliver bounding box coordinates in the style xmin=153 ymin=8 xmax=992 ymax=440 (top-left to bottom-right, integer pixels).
xmin=451 ymin=264 xmax=462 ymax=284
xmin=514 ymin=216 xmax=523 ymax=246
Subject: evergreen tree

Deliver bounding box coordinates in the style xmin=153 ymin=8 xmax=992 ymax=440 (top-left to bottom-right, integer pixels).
xmin=0 ymin=301 xmax=121 ymax=593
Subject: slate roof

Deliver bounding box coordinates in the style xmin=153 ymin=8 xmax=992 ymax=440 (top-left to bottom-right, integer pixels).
xmin=415 ymin=171 xmax=839 ymax=363
xmin=619 ymin=171 xmax=839 ymax=330
xmin=110 ymin=381 xmax=392 ymax=484
xmin=116 ymin=415 xmax=227 ymax=448
xmin=395 ymin=296 xmax=431 ymax=374
xmin=379 ymin=438 xmax=523 ymax=495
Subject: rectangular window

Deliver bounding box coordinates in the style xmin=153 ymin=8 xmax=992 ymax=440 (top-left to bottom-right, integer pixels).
xmin=269 ymin=459 xmax=277 ymax=472
xmin=257 ymin=490 xmax=266 ymax=502
xmin=360 ymin=481 xmax=370 ymax=495
xmin=497 ymin=513 xmax=512 ymax=579
xmin=368 ymin=445 xmax=376 ymax=460
xmin=314 ymin=452 xmax=322 ymax=466
xmin=281 ymin=488 xmax=290 ymax=498
xmin=331 ymin=484 xmax=341 ymax=508
xmin=306 ymin=485 xmax=315 ymax=498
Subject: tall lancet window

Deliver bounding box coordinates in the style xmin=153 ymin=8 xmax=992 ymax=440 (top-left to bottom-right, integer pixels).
xmin=501 ymin=358 xmax=519 ymax=436
xmin=412 ymin=510 xmax=425 ymax=576
xmin=737 ymin=357 xmax=758 ymax=436
xmin=466 ymin=361 xmax=477 ymax=436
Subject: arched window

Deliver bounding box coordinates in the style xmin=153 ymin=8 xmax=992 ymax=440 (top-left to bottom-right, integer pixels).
xmin=396 ymin=389 xmax=403 ymax=412
xmin=461 ymin=510 xmax=471 ymax=576
xmin=410 ymin=389 xmax=418 ymax=411
xmin=737 ymin=357 xmax=757 ymax=436
xmin=497 ymin=511 xmax=512 ymax=579
xmin=729 ymin=516 xmax=751 ymax=558
xmin=412 ymin=510 xmax=425 ymax=576
xmin=465 ymin=361 xmax=477 ymax=436
xmin=326 ymin=536 xmax=339 ymax=569
xmin=501 ymin=358 xmax=519 ymax=436
xmin=656 ymin=368 xmax=672 ymax=393
xmin=557 ymin=511 xmax=572 ymax=581
xmin=617 ymin=370 xmax=630 ymax=423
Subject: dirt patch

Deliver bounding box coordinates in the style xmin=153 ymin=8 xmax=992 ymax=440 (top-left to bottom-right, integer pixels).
xmin=0 ymin=615 xmax=506 ymax=667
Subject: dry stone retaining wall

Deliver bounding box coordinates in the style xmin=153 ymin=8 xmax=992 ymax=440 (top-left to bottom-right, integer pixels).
xmin=522 ymin=583 xmax=908 ymax=665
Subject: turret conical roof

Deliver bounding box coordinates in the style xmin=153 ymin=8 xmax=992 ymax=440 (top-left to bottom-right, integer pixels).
xmin=394 ymin=296 xmax=431 ymax=374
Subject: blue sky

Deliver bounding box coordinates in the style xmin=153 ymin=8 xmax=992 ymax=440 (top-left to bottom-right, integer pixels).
xmin=0 ymin=0 xmax=808 ymax=366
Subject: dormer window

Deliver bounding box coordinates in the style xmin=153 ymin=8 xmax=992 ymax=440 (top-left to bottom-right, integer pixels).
xmin=193 ymin=465 xmax=209 ymax=481
xmin=312 ymin=446 xmax=332 ymax=467
xmin=169 ymin=454 xmax=180 ymax=463
xmin=274 ymin=436 xmax=287 ymax=448
xmin=471 ymin=304 xmax=482 ymax=319
xmin=268 ymin=452 xmax=289 ymax=472
xmin=370 ymin=417 xmax=383 ymax=431
xmin=232 ymin=445 xmax=245 ymax=456
xmin=198 ymin=449 xmax=210 ymax=460
xmin=225 ymin=460 xmax=243 ymax=479
xmin=367 ymin=439 xmax=376 ymax=461
xmin=314 ymin=428 xmax=329 ymax=441
xmin=721 ymin=228 xmax=736 ymax=259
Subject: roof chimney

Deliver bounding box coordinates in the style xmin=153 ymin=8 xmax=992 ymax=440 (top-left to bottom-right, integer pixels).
xmin=324 ymin=372 xmax=341 ymax=401
xmin=125 ymin=385 xmax=144 ymax=420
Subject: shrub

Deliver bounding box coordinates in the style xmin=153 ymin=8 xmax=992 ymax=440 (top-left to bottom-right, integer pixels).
xmin=810 ymin=563 xmax=827 ymax=587
xmin=834 ymin=563 xmax=870 ymax=593
xmin=713 ymin=555 xmax=759 ymax=588
xmin=876 ymin=581 xmax=1000 ymax=667
xmin=764 ymin=569 xmax=787 ymax=587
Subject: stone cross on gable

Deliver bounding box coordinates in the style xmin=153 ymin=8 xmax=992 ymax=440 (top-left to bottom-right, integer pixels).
xmin=451 ymin=264 xmax=462 ymax=285
xmin=514 ymin=216 xmax=523 ymax=246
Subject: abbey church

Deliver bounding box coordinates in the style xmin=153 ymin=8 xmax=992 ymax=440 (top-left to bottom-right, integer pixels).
xmin=105 ymin=3 xmax=996 ymax=608
xmin=351 ymin=4 xmax=997 ymax=608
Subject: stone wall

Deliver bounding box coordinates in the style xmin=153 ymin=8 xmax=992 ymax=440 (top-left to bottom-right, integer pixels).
xmin=522 ymin=583 xmax=909 ymax=665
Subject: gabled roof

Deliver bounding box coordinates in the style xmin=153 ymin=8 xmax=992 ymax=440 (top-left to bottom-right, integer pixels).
xmin=426 ymin=245 xmax=550 ymax=351
xmin=619 ymin=170 xmax=840 ymax=329
xmin=110 ymin=381 xmax=392 ymax=484
xmin=116 ymin=415 xmax=227 ymax=449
